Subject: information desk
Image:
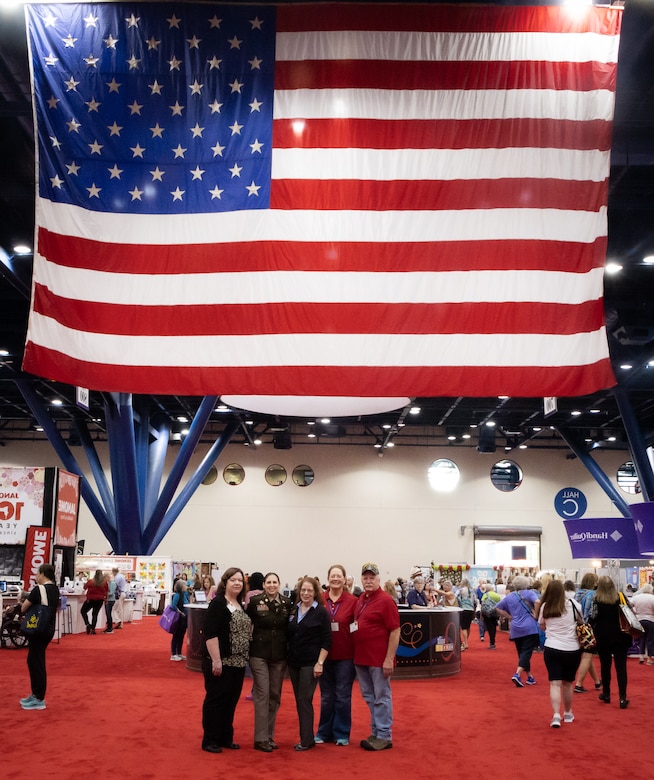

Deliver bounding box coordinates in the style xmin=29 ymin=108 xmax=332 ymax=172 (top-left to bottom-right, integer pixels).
xmin=186 ymin=603 xmax=208 ymax=671
xmin=395 ymin=607 xmax=461 ymax=678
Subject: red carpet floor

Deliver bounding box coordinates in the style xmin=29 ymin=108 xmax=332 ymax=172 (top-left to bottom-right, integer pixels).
xmin=2 ymin=617 xmax=649 ymax=779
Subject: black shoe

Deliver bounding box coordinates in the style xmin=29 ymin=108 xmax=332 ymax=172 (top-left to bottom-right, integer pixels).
xmin=91 ymin=628 xmax=96 ymax=634
xmin=202 ymin=744 xmax=223 ymax=754
xmin=254 ymin=741 xmax=273 ymax=753
xmin=86 ymin=625 xmax=91 ymax=634
xmin=294 ymin=743 xmax=314 ymax=751
xmin=269 ymin=740 xmax=279 ymax=750
xmin=598 ymin=693 xmax=611 ymax=703
xmin=222 ymin=742 xmax=240 ymax=750
xmin=620 ymin=699 xmax=630 ymax=709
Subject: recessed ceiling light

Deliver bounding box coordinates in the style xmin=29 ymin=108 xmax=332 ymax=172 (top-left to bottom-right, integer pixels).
xmin=519 ymin=444 xmax=528 ymax=449
xmin=590 ymin=409 xmax=601 ymax=414
xmin=51 ymin=398 xmax=63 ymax=406
xmin=180 ymin=428 xmax=189 ymax=436
xmin=176 ymin=416 xmax=188 ymax=422
xmin=462 ymin=433 xmax=471 ymax=439
xmin=409 ymin=406 xmax=421 ymax=415
xmin=485 ymin=420 xmax=496 ymax=427
xmin=253 ymin=437 xmax=262 ymax=445
xmin=307 ymin=432 xmax=316 ymax=438
xmin=386 ymin=441 xmax=395 ymax=447
xmin=0 ymin=349 xmax=9 ymax=357
xmin=382 ymin=423 xmax=392 ymax=430
xmin=320 ymin=417 xmax=330 ymax=424
xmin=13 ymin=244 xmax=31 ymax=255
xmin=214 ymin=405 xmax=230 ymax=412
xmin=604 ymin=262 xmax=622 ymax=275
xmin=643 ymin=255 xmax=654 ymax=265
xmin=620 ymin=363 xmax=633 ymax=370
xmin=571 ymin=410 xmax=582 ymax=416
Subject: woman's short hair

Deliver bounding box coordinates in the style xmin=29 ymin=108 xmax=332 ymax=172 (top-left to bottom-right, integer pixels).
xmin=327 ymin=564 xmax=347 ymax=579
xmin=413 ymin=576 xmax=424 ymax=585
xmin=512 ymin=575 xmax=530 ymax=591
xmin=637 ymin=583 xmax=653 ymax=594
xmin=39 ymin=563 xmax=56 ymax=582
xmin=248 ymin=572 xmax=264 ymax=591
xmin=217 ymin=567 xmax=245 ymax=604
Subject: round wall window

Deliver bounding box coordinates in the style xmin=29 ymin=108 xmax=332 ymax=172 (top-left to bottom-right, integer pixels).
xmin=265 ymin=464 xmax=287 ymax=486
xmin=222 ymin=463 xmax=245 ymax=486
xmin=617 ymin=461 xmax=640 ymax=494
xmin=428 ymin=459 xmax=460 ymax=492
xmin=490 ymin=460 xmax=523 ymax=492
xmin=292 ymin=465 xmax=314 ymax=486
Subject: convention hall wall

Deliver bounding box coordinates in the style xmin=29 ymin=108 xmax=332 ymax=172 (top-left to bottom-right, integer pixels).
xmin=2 ymin=440 xmax=634 ymax=584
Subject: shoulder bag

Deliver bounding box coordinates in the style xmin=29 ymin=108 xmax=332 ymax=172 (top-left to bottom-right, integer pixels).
xmin=20 ymin=585 xmax=53 ymax=637
xmin=618 ymin=592 xmax=644 ymax=639
xmin=158 ymin=604 xmax=181 ymax=633
xmin=570 ymin=600 xmax=596 ymax=651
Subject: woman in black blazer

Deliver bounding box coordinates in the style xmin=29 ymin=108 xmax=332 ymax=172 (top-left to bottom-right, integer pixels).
xmin=287 ymin=576 xmax=332 ymax=751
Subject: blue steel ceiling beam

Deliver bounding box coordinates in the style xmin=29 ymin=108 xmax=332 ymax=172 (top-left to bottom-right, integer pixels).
xmin=557 ymin=426 xmax=632 ymax=518
xmin=145 ymin=419 xmax=238 ymax=554
xmin=15 ymin=378 xmax=118 ymax=549
xmin=72 ymin=417 xmax=116 ymax=526
xmin=612 ymin=386 xmax=654 ymax=502
xmin=144 ymin=413 xmax=170 ymax=522
xmin=142 ymin=395 xmax=218 ymax=551
xmin=134 ymin=400 xmax=151 ymax=526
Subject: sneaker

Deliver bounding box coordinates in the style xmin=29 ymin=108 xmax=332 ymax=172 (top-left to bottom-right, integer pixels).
xmin=336 ymin=739 xmax=349 ymax=746
xmin=21 ymin=698 xmax=46 ymax=710
xmin=314 ymin=736 xmax=325 ymax=744
xmin=361 ymin=736 xmax=392 ymax=751
xmin=563 ymin=712 xmax=574 ymax=723
xmin=19 ymin=694 xmax=36 ymax=706
xmin=179 ymin=655 xmax=186 ymax=660
xmin=574 ymin=685 xmax=587 ymax=693
xmin=488 ymin=644 xmax=497 ymax=650
xmin=170 ymin=654 xmax=182 ymax=661
xmin=512 ymin=673 xmax=524 ymax=688
xmin=526 ymin=675 xmax=537 ymax=685
xmin=550 ymin=714 xmax=561 ymax=729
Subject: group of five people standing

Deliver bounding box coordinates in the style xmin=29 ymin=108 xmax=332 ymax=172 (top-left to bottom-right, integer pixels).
xmin=200 ymin=562 xmax=400 ymax=754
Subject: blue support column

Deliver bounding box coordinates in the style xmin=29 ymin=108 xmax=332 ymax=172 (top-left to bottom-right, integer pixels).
xmin=104 ymin=393 xmax=143 ymax=554
xmin=613 ymin=387 xmax=654 ymax=502
xmin=557 ymin=426 xmax=632 ymax=518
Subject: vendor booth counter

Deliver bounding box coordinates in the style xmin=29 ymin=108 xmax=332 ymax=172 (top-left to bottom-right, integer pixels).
xmin=185 ymin=603 xmax=461 ymax=677
xmin=395 ymin=607 xmax=461 ymax=678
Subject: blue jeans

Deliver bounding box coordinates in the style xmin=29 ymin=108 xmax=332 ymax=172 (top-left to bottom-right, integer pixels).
xmin=355 ymin=665 xmax=393 ymax=741
xmin=317 ymin=658 xmax=356 ymax=741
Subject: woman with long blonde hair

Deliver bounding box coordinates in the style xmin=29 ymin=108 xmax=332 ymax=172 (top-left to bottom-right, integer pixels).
xmin=589 ymin=576 xmax=631 ymax=708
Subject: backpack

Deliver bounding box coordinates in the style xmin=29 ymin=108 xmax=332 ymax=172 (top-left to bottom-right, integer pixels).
xmin=481 ymin=594 xmax=497 ymax=617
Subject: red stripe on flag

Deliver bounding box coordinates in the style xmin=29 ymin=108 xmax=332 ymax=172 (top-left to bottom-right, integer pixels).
xmin=272 ymin=117 xmax=613 ymax=152
xmin=277 ymin=3 xmax=621 ymax=35
xmin=37 ymin=228 xmax=607 ymax=275
xmin=269 ymin=178 xmax=607 ymax=212
xmin=275 ymin=59 xmax=617 ymax=93
xmin=32 ymin=284 xmax=606 ymax=338
xmin=22 ymin=343 xmax=616 ymax=398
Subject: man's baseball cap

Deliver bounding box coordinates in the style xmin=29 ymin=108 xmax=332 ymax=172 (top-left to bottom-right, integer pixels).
xmin=361 ymin=562 xmax=379 ymax=575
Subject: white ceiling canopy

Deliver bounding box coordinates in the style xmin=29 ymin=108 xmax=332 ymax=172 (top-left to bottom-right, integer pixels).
xmin=220 ymin=396 xmax=411 ymax=418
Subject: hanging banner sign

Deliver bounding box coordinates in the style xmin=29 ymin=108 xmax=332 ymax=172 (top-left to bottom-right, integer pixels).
xmin=563 ymin=517 xmax=643 ymax=559
xmin=0 ymin=467 xmax=46 ymax=544
xmin=21 ymin=525 xmax=53 ymax=591
xmin=53 ymin=470 xmax=80 ymax=547
xmin=554 ymin=487 xmax=587 ymax=519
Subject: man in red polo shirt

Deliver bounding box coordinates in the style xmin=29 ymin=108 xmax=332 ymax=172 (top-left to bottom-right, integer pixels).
xmin=352 ymin=562 xmax=400 ymax=751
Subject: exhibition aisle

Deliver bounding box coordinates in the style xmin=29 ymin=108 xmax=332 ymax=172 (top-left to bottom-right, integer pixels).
xmin=1 ymin=617 xmax=649 ymax=779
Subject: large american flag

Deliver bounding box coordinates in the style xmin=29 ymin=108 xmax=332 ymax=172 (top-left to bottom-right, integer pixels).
xmin=24 ymin=2 xmax=621 ymax=397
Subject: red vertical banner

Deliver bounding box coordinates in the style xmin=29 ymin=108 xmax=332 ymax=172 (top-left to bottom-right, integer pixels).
xmin=21 ymin=525 xmax=52 ymax=591
xmin=53 ymin=470 xmax=80 ymax=547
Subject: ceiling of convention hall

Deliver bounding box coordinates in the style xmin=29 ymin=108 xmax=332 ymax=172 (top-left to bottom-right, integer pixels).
xmin=1 ymin=1 xmax=654 ymax=455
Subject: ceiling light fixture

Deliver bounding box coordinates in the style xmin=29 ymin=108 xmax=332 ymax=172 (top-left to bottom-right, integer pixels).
xmin=604 ymin=262 xmax=623 ymax=275
xmin=409 ymin=406 xmax=421 ymax=415
xmin=12 ymin=244 xmax=31 ymax=255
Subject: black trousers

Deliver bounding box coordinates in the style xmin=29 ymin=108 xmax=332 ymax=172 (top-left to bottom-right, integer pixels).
xmin=482 ymin=614 xmax=498 ymax=645
xmin=288 ymin=664 xmax=319 ymax=748
xmin=201 ymin=660 xmax=246 ymax=748
xmin=27 ymin=635 xmax=52 ymax=700
xmin=598 ymin=643 xmax=629 ymax=700
xmin=81 ymin=599 xmax=104 ymax=629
